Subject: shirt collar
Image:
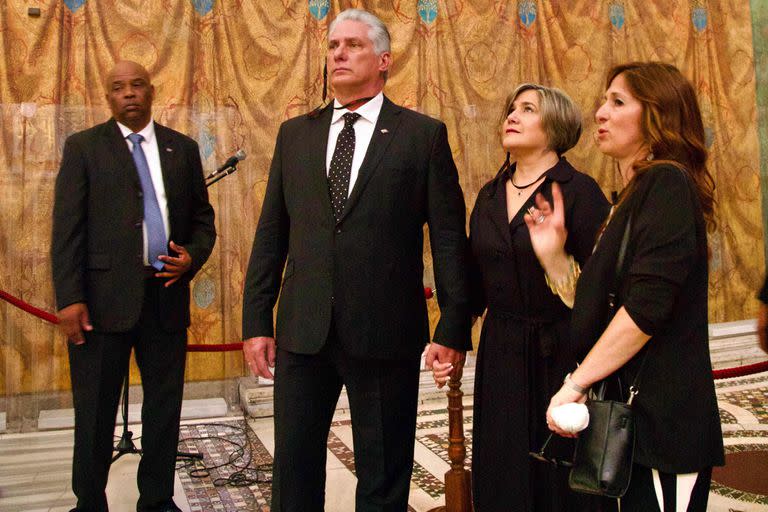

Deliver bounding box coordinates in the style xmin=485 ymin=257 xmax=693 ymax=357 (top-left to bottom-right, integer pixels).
xmin=117 ymin=119 xmax=156 ymax=144
xmin=331 ymin=91 xmax=384 ymax=125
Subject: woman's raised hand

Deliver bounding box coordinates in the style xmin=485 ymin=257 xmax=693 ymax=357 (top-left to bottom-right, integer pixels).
xmin=524 ymin=182 xmax=568 ymax=269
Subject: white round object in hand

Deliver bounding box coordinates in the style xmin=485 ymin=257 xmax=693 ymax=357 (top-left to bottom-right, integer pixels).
xmin=551 ymin=403 xmax=589 ymax=433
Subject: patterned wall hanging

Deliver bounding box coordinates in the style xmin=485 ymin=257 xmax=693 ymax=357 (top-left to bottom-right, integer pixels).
xmin=309 ymin=0 xmax=330 ymax=21
xmin=419 ymin=0 xmax=439 ymax=24
xmin=191 ymin=0 xmax=214 ymax=16
xmin=692 ymin=2 xmax=708 ymax=32
xmin=609 ymin=2 xmax=625 ymax=30
xmin=63 ymin=0 xmax=86 ymax=12
xmin=518 ymin=0 xmax=537 ymax=28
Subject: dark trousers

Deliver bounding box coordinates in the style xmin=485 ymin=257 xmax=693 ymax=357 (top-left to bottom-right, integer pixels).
xmin=271 ymin=328 xmax=422 ymax=512
xmin=68 ymin=278 xmax=187 ymax=512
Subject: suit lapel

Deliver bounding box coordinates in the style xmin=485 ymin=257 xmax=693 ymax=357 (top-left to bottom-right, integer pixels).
xmin=154 ymin=123 xmax=177 ymax=201
xmin=338 ymin=96 xmax=401 ymax=223
xmin=102 ymin=118 xmax=139 ymax=187
xmin=106 ymin=119 xmax=179 ymax=239
xmin=102 ymin=118 xmax=176 ymax=197
xmin=305 ymin=105 xmax=335 ymax=221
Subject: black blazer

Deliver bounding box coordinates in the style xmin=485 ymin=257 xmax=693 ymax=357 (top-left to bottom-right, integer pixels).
xmin=571 ymin=165 xmax=724 ymax=473
xmin=51 ymin=119 xmax=216 ymax=332
xmin=243 ymin=96 xmax=471 ymax=359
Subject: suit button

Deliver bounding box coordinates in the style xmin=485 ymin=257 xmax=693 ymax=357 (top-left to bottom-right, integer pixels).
xmin=134 ymin=221 xmax=142 ymax=228
xmin=336 ymin=228 xmax=342 ymax=234
xmin=137 ymin=191 xmax=143 ymax=198
xmin=331 ymin=295 xmax=335 ymax=303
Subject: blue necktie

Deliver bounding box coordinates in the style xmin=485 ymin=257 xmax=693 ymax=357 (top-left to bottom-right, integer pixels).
xmin=128 ymin=133 xmax=167 ymax=270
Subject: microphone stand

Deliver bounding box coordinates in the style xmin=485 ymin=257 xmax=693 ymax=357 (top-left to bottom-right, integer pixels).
xmin=111 ymin=372 xmax=141 ymax=463
xmin=205 ymin=163 xmax=239 ymax=188
xmin=112 ymin=368 xmax=202 ymax=464
xmin=112 ymin=155 xmax=242 ymax=466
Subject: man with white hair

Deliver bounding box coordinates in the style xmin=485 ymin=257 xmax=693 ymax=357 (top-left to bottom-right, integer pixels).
xmin=242 ymin=9 xmax=471 ymax=511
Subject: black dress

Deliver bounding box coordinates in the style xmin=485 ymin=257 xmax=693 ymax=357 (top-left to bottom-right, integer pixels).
xmin=469 ymin=157 xmax=610 ymax=512
xmin=570 ymin=164 xmax=724 ymax=474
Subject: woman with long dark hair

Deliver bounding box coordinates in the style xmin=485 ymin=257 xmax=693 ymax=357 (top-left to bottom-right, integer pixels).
xmin=528 ymin=62 xmax=724 ymax=510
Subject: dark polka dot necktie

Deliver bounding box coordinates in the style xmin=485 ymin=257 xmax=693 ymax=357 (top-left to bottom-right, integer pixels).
xmin=328 ymin=112 xmax=361 ymax=222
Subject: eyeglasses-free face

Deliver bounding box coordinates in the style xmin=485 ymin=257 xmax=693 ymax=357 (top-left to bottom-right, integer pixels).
xmin=502 ymin=89 xmax=551 ymax=156
xmin=594 ymin=72 xmax=646 ymax=164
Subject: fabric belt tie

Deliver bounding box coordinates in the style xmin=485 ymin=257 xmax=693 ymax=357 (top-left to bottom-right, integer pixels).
xmin=486 ymin=308 xmax=557 ymax=357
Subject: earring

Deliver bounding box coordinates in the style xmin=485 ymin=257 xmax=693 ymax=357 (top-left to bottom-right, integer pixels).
xmin=646 ymin=152 xmax=654 ymax=161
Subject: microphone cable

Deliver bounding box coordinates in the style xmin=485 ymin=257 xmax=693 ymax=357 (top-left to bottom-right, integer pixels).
xmin=176 ymin=417 xmax=273 ymax=487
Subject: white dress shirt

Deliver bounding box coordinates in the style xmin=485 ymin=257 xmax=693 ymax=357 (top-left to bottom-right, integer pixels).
xmin=117 ymin=120 xmax=170 ymax=266
xmin=325 ymin=92 xmax=384 ymax=197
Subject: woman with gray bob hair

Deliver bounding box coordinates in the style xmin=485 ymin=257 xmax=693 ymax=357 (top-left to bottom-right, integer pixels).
xmin=501 ymin=83 xmax=583 ymax=155
xmin=432 ymin=82 xmax=610 ymax=511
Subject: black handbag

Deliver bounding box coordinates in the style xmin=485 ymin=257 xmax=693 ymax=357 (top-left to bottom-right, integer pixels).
xmin=568 ymin=379 xmax=639 ymax=497
xmin=568 ymin=214 xmax=649 ymax=498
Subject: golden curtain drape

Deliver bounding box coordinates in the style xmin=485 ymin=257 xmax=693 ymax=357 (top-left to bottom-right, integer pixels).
xmin=0 ymin=0 xmax=763 ymax=397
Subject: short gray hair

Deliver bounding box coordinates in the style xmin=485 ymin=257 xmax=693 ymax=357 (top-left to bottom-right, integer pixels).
xmin=502 ymin=83 xmax=582 ymax=155
xmin=329 ymin=9 xmax=391 ymax=55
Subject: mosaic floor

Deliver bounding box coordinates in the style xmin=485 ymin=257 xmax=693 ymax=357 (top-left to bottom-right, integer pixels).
xmin=1 ymin=371 xmax=766 ymax=511
xmin=176 ymin=422 xmax=273 ymax=511
xmin=710 ymin=372 xmax=768 ymax=511
xmin=173 ymin=373 xmax=768 ymax=511
xmin=174 ymin=401 xmax=471 ymax=512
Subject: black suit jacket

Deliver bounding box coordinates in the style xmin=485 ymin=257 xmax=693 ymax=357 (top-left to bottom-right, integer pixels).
xmin=51 ymin=118 xmax=216 ymax=332
xmin=243 ymin=96 xmax=471 ymax=359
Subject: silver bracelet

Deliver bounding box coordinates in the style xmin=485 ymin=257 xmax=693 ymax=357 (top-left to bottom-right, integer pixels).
xmin=564 ymin=373 xmax=588 ymax=395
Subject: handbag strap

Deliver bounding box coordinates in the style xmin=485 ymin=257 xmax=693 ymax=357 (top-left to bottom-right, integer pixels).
xmin=595 ymin=212 xmax=650 ymax=405
xmin=608 ymin=213 xmax=632 ymax=313
xmin=591 ymin=352 xmax=649 ymax=405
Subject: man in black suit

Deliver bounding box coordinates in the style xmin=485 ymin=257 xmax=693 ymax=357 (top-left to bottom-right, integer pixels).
xmin=51 ymin=60 xmax=216 ymax=512
xmin=242 ymin=8 xmax=471 ymax=512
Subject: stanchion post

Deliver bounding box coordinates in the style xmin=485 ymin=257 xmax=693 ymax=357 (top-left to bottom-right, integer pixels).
xmin=428 ymin=370 xmax=472 ymax=512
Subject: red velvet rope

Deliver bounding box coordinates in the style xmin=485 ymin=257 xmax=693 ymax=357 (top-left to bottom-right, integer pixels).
xmin=0 ymin=289 xmax=60 ymax=324
xmin=711 ymin=360 xmax=768 ymax=380
xmin=0 ymin=288 xmax=239 ymax=352
xmin=187 ymin=342 xmax=243 ymax=352
xmin=3 ymin=288 xmax=767 ymax=372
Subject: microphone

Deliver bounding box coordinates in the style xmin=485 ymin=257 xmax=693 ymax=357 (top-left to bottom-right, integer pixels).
xmin=206 ymin=149 xmax=246 ymax=180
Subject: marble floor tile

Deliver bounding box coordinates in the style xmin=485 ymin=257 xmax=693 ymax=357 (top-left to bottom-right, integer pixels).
xmin=2 ymin=371 xmax=768 ymax=511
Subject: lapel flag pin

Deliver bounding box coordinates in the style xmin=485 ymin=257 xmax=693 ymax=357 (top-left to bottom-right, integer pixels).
xmin=166 ymin=147 xmax=173 ymax=152
xmin=380 ymin=128 xmax=389 ymax=134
